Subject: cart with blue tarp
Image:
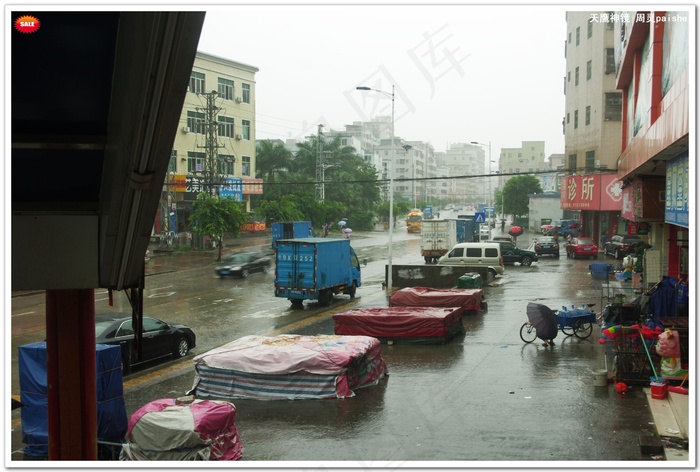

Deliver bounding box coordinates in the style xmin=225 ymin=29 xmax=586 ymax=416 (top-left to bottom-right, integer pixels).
xmin=19 ymin=342 xmax=128 ymax=459
xmin=555 ymin=305 xmax=597 ymax=339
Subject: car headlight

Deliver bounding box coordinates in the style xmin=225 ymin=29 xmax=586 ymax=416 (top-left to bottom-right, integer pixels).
xmin=232 ymin=266 xmax=242 ymax=271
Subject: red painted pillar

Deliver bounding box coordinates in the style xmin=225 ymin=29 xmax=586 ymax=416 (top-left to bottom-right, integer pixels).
xmin=45 ymin=289 xmax=97 ymax=460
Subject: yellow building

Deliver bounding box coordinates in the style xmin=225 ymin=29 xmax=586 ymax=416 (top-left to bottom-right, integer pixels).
xmin=160 ymin=51 xmax=262 ymax=238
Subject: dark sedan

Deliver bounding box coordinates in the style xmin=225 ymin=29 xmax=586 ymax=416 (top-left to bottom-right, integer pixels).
xmin=489 ymin=240 xmax=538 ymax=266
xmin=604 ymin=234 xmax=643 ymax=259
xmin=566 ymin=237 xmax=598 ymax=259
xmin=532 ymin=236 xmax=560 ymax=257
xmin=216 ymin=252 xmax=270 ymax=278
xmin=95 ymin=313 xmax=196 ymax=374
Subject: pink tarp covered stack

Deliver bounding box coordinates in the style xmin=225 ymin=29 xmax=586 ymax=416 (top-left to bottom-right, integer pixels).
xmin=191 ymin=334 xmax=387 ymax=400
xmin=389 ymin=286 xmax=484 ymax=314
xmin=120 ymin=398 xmax=243 ymax=461
xmin=333 ymin=306 xmax=464 ymax=344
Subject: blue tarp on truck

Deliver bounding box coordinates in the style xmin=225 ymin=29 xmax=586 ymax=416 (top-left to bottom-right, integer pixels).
xmin=274 ymin=238 xmax=361 ymax=306
xmin=271 ymin=221 xmax=314 ymax=248
xmin=19 ymin=342 xmax=128 ymax=458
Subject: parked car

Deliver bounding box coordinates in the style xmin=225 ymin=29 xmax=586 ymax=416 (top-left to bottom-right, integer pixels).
xmin=95 ymin=313 xmax=196 ymax=374
xmin=216 ymin=251 xmax=270 ymax=278
xmin=604 ymin=234 xmax=644 ymax=259
xmin=479 ymin=225 xmax=491 ymax=241
xmin=566 ymin=237 xmax=598 ymax=259
xmin=437 ymin=242 xmax=505 ymax=278
xmin=492 ymin=236 xmax=513 ymax=243
xmin=489 ymin=240 xmax=538 ymax=266
xmin=532 ymin=236 xmax=560 ymax=257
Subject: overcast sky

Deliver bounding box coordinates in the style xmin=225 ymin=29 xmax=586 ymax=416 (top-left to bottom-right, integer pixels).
xmin=197 ymin=3 xmax=578 ymax=160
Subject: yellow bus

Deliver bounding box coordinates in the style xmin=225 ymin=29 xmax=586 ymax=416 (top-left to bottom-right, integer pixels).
xmin=406 ymin=209 xmax=423 ymax=233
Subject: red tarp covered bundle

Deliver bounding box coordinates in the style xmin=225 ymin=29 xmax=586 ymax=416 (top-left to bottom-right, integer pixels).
xmin=333 ymin=307 xmax=464 ymax=344
xmin=120 ymin=398 xmax=243 ymax=461
xmin=389 ymin=286 xmax=483 ymax=313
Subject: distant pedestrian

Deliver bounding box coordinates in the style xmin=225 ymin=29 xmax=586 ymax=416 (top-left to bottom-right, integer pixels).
xmin=500 ymin=220 xmax=506 ymax=233
xmin=601 ymin=233 xmax=607 ymax=249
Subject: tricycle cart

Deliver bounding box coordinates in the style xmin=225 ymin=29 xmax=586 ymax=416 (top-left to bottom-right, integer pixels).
xmin=520 ymin=303 xmax=597 ymax=343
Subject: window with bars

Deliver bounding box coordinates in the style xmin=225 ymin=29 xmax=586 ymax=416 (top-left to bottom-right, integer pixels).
xmin=585 ymin=106 xmax=591 ymax=125
xmin=586 ymin=60 xmax=592 ymax=80
xmin=576 ymin=26 xmax=580 ymax=45
xmin=217 ymin=154 xmax=235 ymax=175
xmin=242 ymin=156 xmax=251 ymax=176
xmin=575 ymin=66 xmax=579 ymax=85
xmin=242 ymin=83 xmax=251 ymax=103
xmin=168 ymin=149 xmax=178 ymax=173
xmin=604 ymin=92 xmax=622 ymax=121
xmin=189 ymin=71 xmax=205 ymax=94
xmin=187 ymin=111 xmax=205 ymax=134
xmin=569 ymin=154 xmax=577 ymax=173
xmin=187 ymin=151 xmax=205 ymax=173
xmin=218 ymin=116 xmax=234 ymax=137
xmin=242 ymin=120 xmax=251 ymax=140
xmin=585 ymin=150 xmax=595 ymax=172
xmin=587 ymin=19 xmax=593 ymax=38
xmin=218 ymin=78 xmax=234 ymax=100
xmin=574 ymin=110 xmax=579 ymax=129
xmin=605 ymin=48 xmax=616 ymax=74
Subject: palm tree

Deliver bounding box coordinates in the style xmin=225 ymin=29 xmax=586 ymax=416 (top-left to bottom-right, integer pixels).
xmin=255 ymin=139 xmax=293 ymax=183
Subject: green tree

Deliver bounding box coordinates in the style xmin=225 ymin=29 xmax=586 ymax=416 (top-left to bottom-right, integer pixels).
xmin=255 ymin=139 xmax=293 ymax=183
xmin=190 ymin=193 xmax=250 ymax=261
xmin=254 ymin=196 xmax=305 ymax=225
xmin=502 ymin=175 xmax=543 ymax=217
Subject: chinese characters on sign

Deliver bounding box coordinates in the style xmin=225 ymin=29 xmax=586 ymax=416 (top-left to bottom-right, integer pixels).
xmin=561 ymin=174 xmax=623 ymax=211
xmin=665 ymin=152 xmax=689 ymax=227
xmin=590 ymin=12 xmax=687 ymax=23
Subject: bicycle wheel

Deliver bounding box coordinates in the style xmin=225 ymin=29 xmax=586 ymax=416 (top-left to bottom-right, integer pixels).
xmin=574 ymin=320 xmax=593 ymax=339
xmin=520 ymin=322 xmax=537 ymax=343
xmin=561 ymin=323 xmax=576 ymax=336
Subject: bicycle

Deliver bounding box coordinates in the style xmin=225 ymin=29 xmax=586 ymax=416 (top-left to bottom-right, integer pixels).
xmin=520 ymin=303 xmax=597 ymax=343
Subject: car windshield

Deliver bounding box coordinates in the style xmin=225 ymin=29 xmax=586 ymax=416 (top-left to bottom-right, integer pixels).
xmin=225 ymin=253 xmax=254 ymax=263
xmin=577 ymin=238 xmax=595 ymax=245
xmin=537 ymin=237 xmax=555 ymax=243
xmin=95 ymin=320 xmax=117 ymax=338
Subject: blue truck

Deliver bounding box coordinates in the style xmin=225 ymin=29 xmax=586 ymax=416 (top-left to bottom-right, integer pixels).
xmin=271 ymin=221 xmax=314 ymax=248
xmin=274 ymin=238 xmax=362 ymax=307
xmin=422 ymin=206 xmax=434 ymax=219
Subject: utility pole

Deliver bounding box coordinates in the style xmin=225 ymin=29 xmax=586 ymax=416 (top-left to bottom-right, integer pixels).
xmin=197 ymin=91 xmax=225 ymax=196
xmin=316 ymin=124 xmax=324 ymax=200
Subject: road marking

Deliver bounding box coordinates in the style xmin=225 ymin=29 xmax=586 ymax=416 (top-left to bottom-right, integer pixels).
xmin=12 ymin=311 xmax=35 ymax=317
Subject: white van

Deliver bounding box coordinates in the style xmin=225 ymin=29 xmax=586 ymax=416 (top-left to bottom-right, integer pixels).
xmin=437 ymin=242 xmax=505 ymax=277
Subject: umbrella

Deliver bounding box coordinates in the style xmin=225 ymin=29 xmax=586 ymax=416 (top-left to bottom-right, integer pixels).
xmin=344 ymin=228 xmax=353 ymax=233
xmin=526 ymin=302 xmax=558 ymax=341
xmin=338 ymin=220 xmax=347 ymax=227
xmin=508 ymin=225 xmax=523 ymax=237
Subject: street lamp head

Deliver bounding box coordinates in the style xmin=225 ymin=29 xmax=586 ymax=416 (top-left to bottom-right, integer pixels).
xmin=356 ymin=86 xmax=371 ymax=91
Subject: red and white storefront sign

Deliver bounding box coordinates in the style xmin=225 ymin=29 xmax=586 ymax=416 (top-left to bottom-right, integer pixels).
xmin=560 ymin=174 xmax=623 ymax=211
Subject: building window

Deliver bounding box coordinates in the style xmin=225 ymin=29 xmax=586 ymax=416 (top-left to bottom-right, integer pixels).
xmin=218 ymin=154 xmax=235 ymax=175
xmin=585 ymin=106 xmax=591 ymax=125
xmin=242 ymin=83 xmax=251 ymax=103
xmin=568 ymin=31 xmax=571 ymax=43
xmin=189 ymin=71 xmax=205 ymax=94
xmin=576 ymin=26 xmax=580 ymax=45
xmin=187 ymin=110 xmax=205 ymax=134
xmin=585 ymin=150 xmax=595 ymax=172
xmin=574 ymin=110 xmax=579 ymax=129
xmin=218 ymin=116 xmax=234 ymax=138
xmin=575 ymin=67 xmax=579 ymax=85
xmin=242 ymin=120 xmax=251 ymax=140
xmin=567 ymin=112 xmax=570 ymax=124
xmin=604 ymin=92 xmax=622 ymax=121
xmin=567 ymin=71 xmax=570 ymax=82
xmin=569 ymin=154 xmax=577 ymax=174
xmin=187 ymin=151 xmax=205 ymax=173
xmin=605 ymin=48 xmax=615 ymax=74
xmin=242 ymin=156 xmax=251 ymax=176
xmin=587 ymin=20 xmax=593 ymax=38
xmin=586 ymin=60 xmax=592 ymax=80
xmin=218 ymin=78 xmax=234 ymax=100
xmin=168 ymin=149 xmax=177 ymax=173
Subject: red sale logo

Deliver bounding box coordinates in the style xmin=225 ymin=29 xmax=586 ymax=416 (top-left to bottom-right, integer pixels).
xmin=15 ymin=15 xmax=41 ymax=34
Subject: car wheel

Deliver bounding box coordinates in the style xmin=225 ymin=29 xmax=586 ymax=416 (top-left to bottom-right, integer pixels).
xmin=174 ymin=337 xmax=189 ymax=358
xmin=121 ymin=348 xmax=132 ymax=375
xmin=521 ymin=256 xmax=532 ymax=266
xmin=615 ymin=249 xmax=620 ymax=259
xmin=241 ymin=269 xmax=249 ymax=278
xmin=488 ymin=268 xmax=497 ymax=280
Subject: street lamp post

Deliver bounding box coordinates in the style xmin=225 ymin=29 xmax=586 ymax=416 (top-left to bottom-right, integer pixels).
xmin=357 ymin=85 xmax=395 ymax=291
xmin=402 ymin=143 xmax=414 ymax=208
xmin=471 ymin=141 xmax=492 ymax=224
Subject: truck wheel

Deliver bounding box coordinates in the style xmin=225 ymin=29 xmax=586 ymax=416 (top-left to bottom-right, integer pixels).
xmin=424 ymin=257 xmax=431 ymax=264
xmin=521 ymin=256 xmax=532 ymax=266
xmin=347 ymin=282 xmax=357 ymax=298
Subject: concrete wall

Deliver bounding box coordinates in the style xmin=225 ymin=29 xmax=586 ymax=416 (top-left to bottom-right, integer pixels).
xmin=388 ymin=265 xmax=490 ymax=288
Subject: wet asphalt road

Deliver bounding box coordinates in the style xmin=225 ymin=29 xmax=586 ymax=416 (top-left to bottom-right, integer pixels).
xmin=9 ymin=223 xmax=660 ymax=465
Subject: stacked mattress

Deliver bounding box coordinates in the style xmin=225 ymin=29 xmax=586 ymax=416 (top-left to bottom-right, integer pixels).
xmin=389 ymin=286 xmax=484 ymax=314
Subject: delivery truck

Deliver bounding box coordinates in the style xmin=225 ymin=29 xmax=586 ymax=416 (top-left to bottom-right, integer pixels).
xmin=274 ymin=238 xmax=361 ymax=307
xmin=420 ymin=219 xmax=476 ymax=263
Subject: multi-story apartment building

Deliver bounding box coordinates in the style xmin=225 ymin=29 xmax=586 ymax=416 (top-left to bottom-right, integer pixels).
xmin=561 ymin=12 xmax=623 ymax=241
xmin=442 ymin=143 xmax=484 ymax=205
xmin=613 ymin=10 xmax=689 ymax=284
xmin=158 ymin=52 xmax=262 ymax=237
